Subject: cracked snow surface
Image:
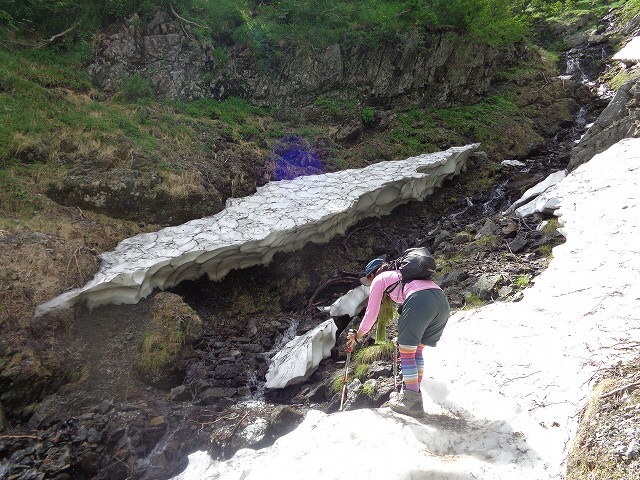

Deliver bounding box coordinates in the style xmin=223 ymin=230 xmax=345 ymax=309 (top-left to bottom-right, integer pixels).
xmin=35 ymin=144 xmax=477 ymax=316
xmin=172 ymin=138 xmax=640 ymax=480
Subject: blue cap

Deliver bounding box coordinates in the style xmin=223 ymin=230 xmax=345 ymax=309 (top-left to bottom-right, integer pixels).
xmin=365 ymin=258 xmax=385 ymax=277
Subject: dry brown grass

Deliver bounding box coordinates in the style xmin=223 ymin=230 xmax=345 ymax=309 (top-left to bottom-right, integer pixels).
xmin=0 ymin=192 xmax=159 ymax=335
xmin=566 ymin=358 xmax=640 ymax=480
xmin=161 ymin=169 xmax=206 ymax=198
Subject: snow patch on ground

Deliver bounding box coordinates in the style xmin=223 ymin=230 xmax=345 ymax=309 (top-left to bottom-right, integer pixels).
xmin=172 ymin=138 xmax=640 ymax=480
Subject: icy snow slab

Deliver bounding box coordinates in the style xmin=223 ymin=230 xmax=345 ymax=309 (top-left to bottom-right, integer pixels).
xmin=171 ymin=138 xmax=640 ymax=480
xmin=503 ymin=169 xmax=566 ymax=216
xmin=264 ymin=319 xmax=336 ymax=389
xmin=35 ymin=145 xmax=477 ymax=315
xmin=319 ymin=284 xmax=370 ymax=318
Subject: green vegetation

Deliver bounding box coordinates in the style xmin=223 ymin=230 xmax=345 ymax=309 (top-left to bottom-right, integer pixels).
xmin=385 ymin=96 xmax=528 ymax=157
xmin=375 ymin=296 xmax=396 ymax=343
xmin=1 ymin=0 xmax=527 ymax=51
xmin=608 ymin=68 xmax=640 ymax=90
xmin=135 ymin=292 xmax=202 ymax=376
xmin=437 ymin=253 xmax=464 ymax=275
xmin=332 ymin=340 xmax=395 ymax=393
xmin=362 ymin=382 xmax=375 ymax=397
xmin=361 ymin=106 xmax=375 ymax=124
xmin=463 ymin=293 xmax=487 ymax=309
xmin=121 ymin=73 xmax=155 ymax=100
xmin=541 ymin=218 xmax=561 ymax=235
xmin=537 ymin=244 xmax=554 ymax=258
xmin=314 ymin=95 xmax=358 ymax=118
xmin=515 ymin=274 xmax=531 ymax=288
xmin=620 ymin=0 xmax=640 ymax=19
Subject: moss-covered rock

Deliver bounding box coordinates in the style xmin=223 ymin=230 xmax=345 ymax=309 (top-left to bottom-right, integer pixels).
xmin=135 ymin=292 xmax=202 ymax=385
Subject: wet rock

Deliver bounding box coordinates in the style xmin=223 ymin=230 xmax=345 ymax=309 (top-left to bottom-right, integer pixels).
xmin=243 ymin=344 xmax=264 ymax=353
xmin=15 ymin=469 xmax=44 ymax=480
xmin=88 ymin=11 xmax=512 ymax=111
xmin=432 ymin=230 xmax=453 ymax=249
xmin=213 ymin=364 xmax=244 ymax=379
xmin=294 ymin=382 xmax=329 ymax=404
xmin=197 ymin=387 xmax=237 ymax=405
xmin=86 ymin=427 xmax=102 ymax=444
xmin=104 ymin=425 xmax=127 ymax=449
xmin=41 ymin=445 xmax=71 ymax=474
xmin=26 ymin=407 xmax=54 ymax=430
xmin=170 ymin=385 xmax=192 ymax=401
xmin=453 ymin=231 xmax=473 ymax=244
xmin=149 ymin=416 xmax=167 ymax=428
xmin=0 ymin=401 xmax=7 ymax=432
xmin=334 ymin=121 xmax=362 ymax=144
xmin=135 ymin=292 xmax=203 ymax=387
xmin=129 ymin=421 xmax=167 ymax=457
xmin=98 ymin=399 xmax=113 ymax=414
xmin=498 ymin=286 xmax=514 ymax=300
xmin=366 ymin=361 xmax=393 ymax=380
xmin=474 ymin=219 xmax=498 ymax=239
xmin=570 ymin=78 xmax=640 ymax=170
xmin=267 ymin=406 xmax=304 ymax=438
xmin=73 ymin=426 xmax=88 ymax=443
xmin=501 ymin=221 xmax=519 ymax=239
xmin=508 ymin=233 xmax=530 ymax=253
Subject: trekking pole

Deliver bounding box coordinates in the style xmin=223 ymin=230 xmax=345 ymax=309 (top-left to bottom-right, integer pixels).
xmin=339 ymin=344 xmax=353 ymax=411
xmin=393 ymin=340 xmax=398 ymax=391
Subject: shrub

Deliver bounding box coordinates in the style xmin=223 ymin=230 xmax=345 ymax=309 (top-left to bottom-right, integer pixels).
xmin=361 ymin=106 xmax=375 ymax=125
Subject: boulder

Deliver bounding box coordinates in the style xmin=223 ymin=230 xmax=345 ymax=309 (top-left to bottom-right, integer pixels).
xmin=469 ymin=273 xmax=503 ymax=300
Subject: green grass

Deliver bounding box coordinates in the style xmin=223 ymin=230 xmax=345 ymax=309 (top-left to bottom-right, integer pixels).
xmin=432 ymin=96 xmax=521 ymax=141
xmin=537 ymin=244 xmax=554 ymax=258
xmin=463 ymin=293 xmax=487 ymax=309
xmin=515 ymin=274 xmax=531 ymax=288
xmin=0 ymin=46 xmax=275 ymax=171
xmin=384 ymin=96 xmax=525 ymax=157
xmin=332 ymin=341 xmax=395 ymax=393
xmin=314 ymin=94 xmax=358 ymax=118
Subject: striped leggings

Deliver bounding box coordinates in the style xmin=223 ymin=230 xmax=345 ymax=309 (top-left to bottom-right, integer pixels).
xmin=398 ymin=344 xmax=425 ymax=392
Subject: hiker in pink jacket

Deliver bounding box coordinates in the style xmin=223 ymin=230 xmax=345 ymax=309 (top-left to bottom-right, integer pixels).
xmin=347 ymin=257 xmax=450 ymax=416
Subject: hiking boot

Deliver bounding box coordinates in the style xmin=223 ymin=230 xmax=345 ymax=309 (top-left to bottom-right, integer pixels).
xmin=388 ymin=389 xmax=424 ymax=417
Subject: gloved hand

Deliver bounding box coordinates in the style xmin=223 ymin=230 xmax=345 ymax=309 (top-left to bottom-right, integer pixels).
xmin=347 ymin=328 xmax=359 ymax=348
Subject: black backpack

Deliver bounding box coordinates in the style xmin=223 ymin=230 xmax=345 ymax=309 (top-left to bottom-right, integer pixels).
xmin=384 ymin=247 xmax=436 ymax=296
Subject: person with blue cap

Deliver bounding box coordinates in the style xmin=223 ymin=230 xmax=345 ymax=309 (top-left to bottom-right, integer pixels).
xmin=347 ymin=255 xmax=450 ymax=417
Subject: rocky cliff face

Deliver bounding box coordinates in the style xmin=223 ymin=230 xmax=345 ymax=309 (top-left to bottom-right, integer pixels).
xmin=569 ymin=77 xmax=640 ymax=170
xmin=88 ymin=11 xmax=523 ymax=109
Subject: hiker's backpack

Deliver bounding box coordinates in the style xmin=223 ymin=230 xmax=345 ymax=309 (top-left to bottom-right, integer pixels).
xmin=384 ymin=247 xmax=436 ymax=295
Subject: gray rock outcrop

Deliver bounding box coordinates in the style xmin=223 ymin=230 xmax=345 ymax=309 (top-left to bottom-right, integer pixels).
xmin=35 ymin=145 xmax=478 ymax=316
xmin=569 ymin=36 xmax=640 ymax=170
xmin=88 ymin=11 xmax=520 ymax=109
